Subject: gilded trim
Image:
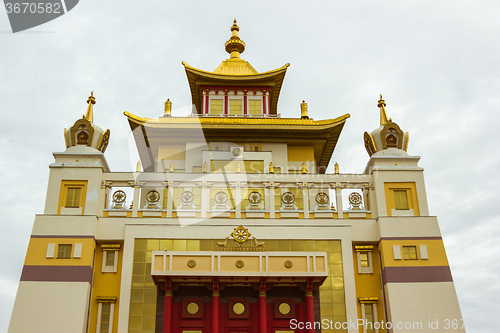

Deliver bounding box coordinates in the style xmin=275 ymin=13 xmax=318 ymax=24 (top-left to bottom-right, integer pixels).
xmin=363 ymin=131 xmax=377 ymax=156
xmin=97 ymin=129 xmax=111 ymax=153
xmin=70 ymin=118 xmax=94 ymax=147
xmin=359 ymin=297 xmax=378 ymax=304
xmin=97 ymin=296 xmax=117 ymax=303
xmin=101 ymin=244 xmax=121 ymax=250
xmin=404 ymin=132 xmax=409 ymax=151
xmin=63 ymin=128 xmax=69 ymax=148
xmin=380 ymin=121 xmax=404 ymax=149
xmin=354 ymin=245 xmax=374 ymax=252
xmin=124 ymin=110 xmax=350 ymax=127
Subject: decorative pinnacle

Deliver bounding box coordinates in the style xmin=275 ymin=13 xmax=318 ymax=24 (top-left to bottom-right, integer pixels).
xmin=377 ymin=94 xmax=388 ymax=126
xmin=301 ymin=100 xmax=309 ymax=119
xmin=164 ymin=98 xmax=172 ymax=117
xmin=225 ymin=19 xmax=245 ymax=59
xmin=85 ymin=91 xmax=96 ymax=122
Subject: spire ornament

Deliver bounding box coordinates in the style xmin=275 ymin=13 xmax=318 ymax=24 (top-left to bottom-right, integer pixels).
xmin=85 ymin=91 xmax=96 ymax=123
xmin=225 ymin=19 xmax=246 ymax=59
xmin=301 ymin=100 xmax=309 ymax=119
xmin=164 ymin=98 xmax=172 ymax=117
xmin=377 ymin=94 xmax=388 ymax=126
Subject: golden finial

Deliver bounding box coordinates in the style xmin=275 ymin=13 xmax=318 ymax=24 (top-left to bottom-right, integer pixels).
xmin=269 ymin=162 xmax=274 ymax=174
xmin=377 ymin=94 xmax=388 ymax=126
xmin=85 ymin=91 xmax=96 ymax=123
xmin=203 ymin=161 xmax=207 ymax=173
xmin=136 ymin=161 xmax=141 ymax=172
xmin=225 ymin=19 xmax=245 ymax=59
xmin=236 ymin=162 xmax=241 ymax=173
xmin=331 ymin=202 xmax=335 ymax=210
xmin=301 ymin=162 xmax=307 ymax=174
xmin=334 ymin=162 xmax=339 ymax=174
xmin=169 ymin=161 xmax=174 ymax=173
xmin=300 ymin=100 xmax=309 ymax=119
xmin=164 ymin=98 xmax=172 ymax=117
xmin=130 ymin=200 xmax=133 ymax=209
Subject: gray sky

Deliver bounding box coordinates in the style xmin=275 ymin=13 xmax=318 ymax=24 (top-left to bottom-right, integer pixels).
xmin=1 ymin=1 xmax=499 ymax=332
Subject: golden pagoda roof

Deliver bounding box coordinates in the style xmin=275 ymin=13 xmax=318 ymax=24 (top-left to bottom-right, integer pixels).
xmin=183 ymin=61 xmax=289 ymax=115
xmin=124 ymin=111 xmax=350 ymax=173
xmin=183 ymin=20 xmax=289 ymax=115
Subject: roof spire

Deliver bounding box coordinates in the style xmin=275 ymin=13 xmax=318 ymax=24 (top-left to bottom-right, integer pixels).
xmin=225 ymin=19 xmax=245 ymax=59
xmin=301 ymin=100 xmax=309 ymax=119
xmin=85 ymin=91 xmax=96 ymax=123
xmin=164 ymin=98 xmax=172 ymax=117
xmin=377 ymin=94 xmax=388 ymax=126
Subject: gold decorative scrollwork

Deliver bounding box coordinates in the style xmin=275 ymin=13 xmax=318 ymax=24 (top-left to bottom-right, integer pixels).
xmin=315 ymin=192 xmax=329 ymax=205
xmin=113 ymin=190 xmax=126 ymax=203
xmin=281 ymin=192 xmax=295 ymax=204
xmin=248 ymin=191 xmax=262 ymax=204
xmin=146 ymin=190 xmax=160 ymax=203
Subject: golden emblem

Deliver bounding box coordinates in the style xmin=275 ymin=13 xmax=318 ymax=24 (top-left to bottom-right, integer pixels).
xmin=215 ymin=191 xmax=228 ymax=205
xmin=112 ymin=190 xmax=126 ymax=203
xmin=146 ymin=190 xmax=160 ymax=203
xmin=315 ymin=192 xmax=329 ymax=205
xmin=281 ymin=192 xmax=295 ymax=204
xmin=181 ymin=191 xmax=194 ymax=204
xmin=232 ymin=225 xmax=250 ymax=243
xmin=248 ymin=191 xmax=262 ymax=204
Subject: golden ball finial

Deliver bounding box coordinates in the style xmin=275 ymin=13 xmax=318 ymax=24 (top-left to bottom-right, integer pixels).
xmin=225 ymin=19 xmax=245 ymax=58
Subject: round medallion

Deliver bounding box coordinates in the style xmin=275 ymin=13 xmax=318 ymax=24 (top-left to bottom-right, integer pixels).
xmin=146 ymin=190 xmax=160 ymax=203
xmin=279 ymin=302 xmax=291 ymax=315
xmin=281 ymin=192 xmax=295 ymax=204
xmin=235 ymin=260 xmax=245 ymax=268
xmin=315 ymin=192 xmax=329 ymax=205
xmin=113 ymin=190 xmax=126 ymax=203
xmin=232 ymin=147 xmax=241 ymax=157
xmin=232 ymin=226 xmax=250 ymax=243
xmin=186 ymin=302 xmax=199 ymax=315
xmin=181 ymin=191 xmax=194 ymax=204
xmin=284 ymin=260 xmax=293 ymax=269
xmin=214 ymin=191 xmax=228 ymax=205
xmin=248 ymin=191 xmax=262 ymax=204
xmin=187 ymin=259 xmax=196 ymax=268
xmin=348 ymin=192 xmax=362 ymax=205
xmin=233 ymin=302 xmax=245 ymax=315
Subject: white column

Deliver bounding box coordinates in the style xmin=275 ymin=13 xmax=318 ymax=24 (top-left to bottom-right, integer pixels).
xmin=299 ymin=182 xmax=310 ymax=218
xmin=97 ymin=181 xmax=107 ymax=216
xmin=264 ymin=186 xmax=270 ymax=213
xmin=332 ymin=183 xmax=345 ymax=218
xmin=165 ymin=182 xmax=174 ymax=218
xmin=199 ymin=181 xmax=212 ymax=218
xmin=232 ymin=182 xmax=244 ymax=218
xmin=131 ymin=182 xmax=140 ymax=217
xmin=266 ymin=182 xmax=279 ymax=218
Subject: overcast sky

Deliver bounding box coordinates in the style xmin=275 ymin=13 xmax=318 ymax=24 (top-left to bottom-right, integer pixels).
xmin=1 ymin=1 xmax=499 ymax=332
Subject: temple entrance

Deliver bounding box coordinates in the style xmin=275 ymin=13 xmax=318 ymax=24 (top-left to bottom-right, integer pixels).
xmin=151 ymin=241 xmax=328 ymax=333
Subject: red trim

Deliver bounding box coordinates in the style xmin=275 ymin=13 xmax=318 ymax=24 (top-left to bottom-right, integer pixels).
xmin=164 ymin=280 xmax=173 ymax=333
xmin=20 ymin=265 xmax=92 ymax=283
xmin=212 ymin=278 xmax=220 ymax=333
xmin=305 ymin=278 xmax=314 ymax=333
xmin=243 ymin=91 xmax=248 ymax=115
xmin=224 ymin=90 xmax=229 ymax=115
xmin=259 ymin=278 xmax=267 ymax=333
xmin=200 ymin=85 xmax=272 ymax=91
